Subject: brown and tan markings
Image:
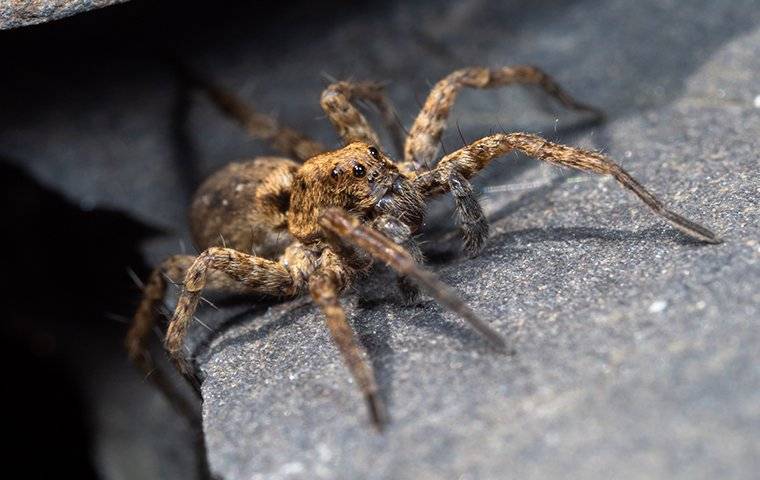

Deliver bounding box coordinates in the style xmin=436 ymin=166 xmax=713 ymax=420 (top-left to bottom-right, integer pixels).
xmin=128 ymin=65 xmax=721 ymax=430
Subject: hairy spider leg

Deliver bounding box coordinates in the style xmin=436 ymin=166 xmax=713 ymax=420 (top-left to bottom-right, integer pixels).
xmin=127 ymin=255 xmax=260 ymax=412
xmin=166 ymin=247 xmax=310 ymax=375
xmin=404 ymin=65 xmax=604 ymax=171
xmin=319 ymin=208 xmax=508 ymax=351
xmin=176 ymin=62 xmax=325 ymax=161
xmin=320 ymin=81 xmax=406 ymax=155
xmin=415 ymin=132 xmax=722 ymax=244
xmin=308 ymin=248 xmax=386 ymax=429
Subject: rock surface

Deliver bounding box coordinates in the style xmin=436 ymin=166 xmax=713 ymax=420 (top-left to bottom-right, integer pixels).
xmin=0 ymin=1 xmax=758 ymax=479
xmin=0 ymin=0 xmax=126 ymax=30
xmin=194 ymin=3 xmax=760 ymax=479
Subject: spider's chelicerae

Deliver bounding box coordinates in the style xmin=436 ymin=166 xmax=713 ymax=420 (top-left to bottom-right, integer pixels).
xmin=127 ymin=65 xmax=720 ymax=429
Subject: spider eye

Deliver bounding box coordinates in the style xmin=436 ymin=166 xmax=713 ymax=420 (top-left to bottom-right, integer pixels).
xmin=368 ymin=146 xmax=380 ymax=160
xmin=331 ymin=166 xmax=341 ymax=179
xmin=353 ymin=163 xmax=366 ymax=178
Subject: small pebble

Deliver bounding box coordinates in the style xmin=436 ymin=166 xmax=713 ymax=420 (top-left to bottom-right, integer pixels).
xmin=648 ymin=300 xmax=667 ymax=313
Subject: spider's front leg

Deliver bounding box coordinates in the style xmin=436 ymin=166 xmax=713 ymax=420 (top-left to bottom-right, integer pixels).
xmin=166 ymin=245 xmax=310 ymax=375
xmin=316 ymin=209 xmax=508 ymax=428
xmin=320 ymin=208 xmax=507 ymax=350
xmin=320 ymin=81 xmax=405 ymax=154
xmin=415 ymin=133 xmax=721 ymax=244
xmin=308 ymin=248 xmax=386 ymax=429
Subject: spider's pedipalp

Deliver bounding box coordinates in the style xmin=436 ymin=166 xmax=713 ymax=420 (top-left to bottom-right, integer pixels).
xmin=369 ymin=214 xmax=425 ymax=304
xmin=404 ymin=65 xmax=603 ymax=170
xmin=319 ymin=208 xmax=508 ymax=351
xmin=449 ymin=171 xmax=490 ymax=257
xmin=416 ymin=132 xmax=721 ymax=244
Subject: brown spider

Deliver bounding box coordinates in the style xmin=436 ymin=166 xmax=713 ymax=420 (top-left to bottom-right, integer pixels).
xmin=127 ymin=65 xmax=720 ymax=429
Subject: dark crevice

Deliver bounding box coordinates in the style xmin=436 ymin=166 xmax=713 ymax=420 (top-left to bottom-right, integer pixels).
xmin=0 ymin=159 xmax=159 ymax=479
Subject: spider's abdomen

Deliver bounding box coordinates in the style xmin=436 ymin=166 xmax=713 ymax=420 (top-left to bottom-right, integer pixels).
xmin=190 ymin=157 xmax=298 ymax=259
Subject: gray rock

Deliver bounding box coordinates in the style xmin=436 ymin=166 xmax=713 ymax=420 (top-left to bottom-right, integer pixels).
xmin=199 ymin=100 xmax=760 ymax=477
xmin=0 ymin=0 xmax=127 ymax=30
xmin=1 ymin=0 xmax=758 ymax=479
xmin=193 ymin=3 xmax=760 ymax=479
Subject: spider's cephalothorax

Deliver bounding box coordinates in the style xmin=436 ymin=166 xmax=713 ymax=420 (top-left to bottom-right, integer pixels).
xmin=128 ymin=66 xmax=720 ymax=430
xmin=288 ymin=142 xmax=425 ymax=245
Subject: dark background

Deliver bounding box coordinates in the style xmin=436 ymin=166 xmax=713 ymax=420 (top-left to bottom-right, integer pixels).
xmin=1 ymin=2 xmax=355 ymax=477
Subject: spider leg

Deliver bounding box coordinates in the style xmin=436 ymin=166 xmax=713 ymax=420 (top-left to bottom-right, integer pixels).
xmin=308 ymin=249 xmax=385 ymax=429
xmin=319 ymin=208 xmax=507 ymax=351
xmin=404 ymin=66 xmax=603 ymax=170
xmin=128 ymin=255 xmax=263 ymax=411
xmin=128 ymin=255 xmax=191 ymax=377
xmin=176 ymin=63 xmax=325 ymax=161
xmin=127 ymin=255 xmax=201 ymax=416
xmin=415 ymin=132 xmax=721 ymax=244
xmin=128 ymin=254 xmax=227 ymax=480
xmin=166 ymin=246 xmax=309 ymax=376
xmin=321 ymin=81 xmax=405 ymax=154
xmin=450 ymin=171 xmax=490 ymax=257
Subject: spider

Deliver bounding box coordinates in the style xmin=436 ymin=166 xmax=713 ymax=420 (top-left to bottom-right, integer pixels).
xmin=127 ymin=65 xmax=720 ymax=429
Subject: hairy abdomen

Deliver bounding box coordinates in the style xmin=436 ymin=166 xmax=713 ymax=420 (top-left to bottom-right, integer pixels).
xmin=190 ymin=157 xmax=298 ymax=259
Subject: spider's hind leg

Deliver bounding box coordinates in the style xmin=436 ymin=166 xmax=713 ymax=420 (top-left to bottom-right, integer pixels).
xmin=127 ymin=254 xmax=263 ymax=409
xmin=174 ymin=62 xmax=325 ymax=161
xmin=128 ymin=253 xmax=229 ymax=479
xmin=127 ymin=255 xmax=196 ymax=377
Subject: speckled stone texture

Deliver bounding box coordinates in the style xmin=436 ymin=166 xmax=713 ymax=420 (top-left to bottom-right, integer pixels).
xmin=1 ymin=1 xmax=758 ymax=479
xmin=0 ymin=0 xmax=127 ymax=29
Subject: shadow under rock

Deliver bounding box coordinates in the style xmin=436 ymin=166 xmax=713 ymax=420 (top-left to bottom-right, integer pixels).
xmin=170 ymin=72 xmax=204 ymax=202
xmin=0 ymin=158 xmax=165 ymax=478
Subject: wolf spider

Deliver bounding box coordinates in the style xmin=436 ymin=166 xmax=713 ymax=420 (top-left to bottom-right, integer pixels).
xmin=127 ymin=65 xmax=720 ymax=429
